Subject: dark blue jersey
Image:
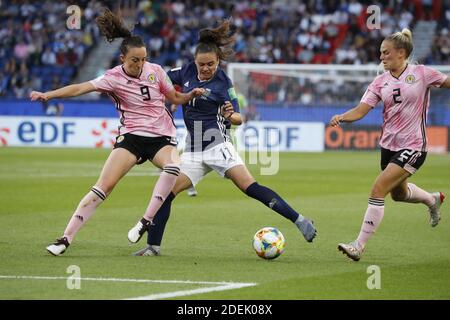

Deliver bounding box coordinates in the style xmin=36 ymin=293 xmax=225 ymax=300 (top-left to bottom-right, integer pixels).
xmin=167 ymin=62 xmax=239 ymax=151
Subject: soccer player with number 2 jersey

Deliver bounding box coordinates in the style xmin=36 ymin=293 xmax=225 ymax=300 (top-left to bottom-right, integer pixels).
xmin=330 ymin=28 xmax=450 ymax=261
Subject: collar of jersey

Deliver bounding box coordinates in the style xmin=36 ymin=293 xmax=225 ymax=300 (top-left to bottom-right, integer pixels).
xmin=121 ymin=65 xmax=143 ymax=80
xmin=197 ymin=70 xmax=217 ymax=83
xmin=389 ymin=63 xmax=408 ymax=80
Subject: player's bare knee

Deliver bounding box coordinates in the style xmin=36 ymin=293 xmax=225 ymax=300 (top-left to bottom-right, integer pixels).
xmin=94 ymin=178 xmax=118 ymax=195
xmin=391 ymin=191 xmax=407 ymax=202
xmin=239 ymin=179 xmax=256 ymax=193
xmin=370 ymin=184 xmax=387 ymax=198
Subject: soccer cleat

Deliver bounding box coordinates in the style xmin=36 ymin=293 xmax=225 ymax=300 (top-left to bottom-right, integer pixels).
xmin=429 ymin=192 xmax=445 ymax=227
xmin=295 ymin=218 xmax=317 ymax=242
xmin=187 ymin=186 xmax=198 ymax=197
xmin=127 ymin=218 xmax=152 ymax=243
xmin=46 ymin=237 xmax=70 ymax=256
xmin=132 ymin=245 xmax=161 ymax=256
xmin=338 ymin=240 xmax=364 ymax=261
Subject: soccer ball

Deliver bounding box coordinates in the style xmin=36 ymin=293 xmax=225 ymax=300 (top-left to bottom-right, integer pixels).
xmin=252 ymin=227 xmax=285 ymax=260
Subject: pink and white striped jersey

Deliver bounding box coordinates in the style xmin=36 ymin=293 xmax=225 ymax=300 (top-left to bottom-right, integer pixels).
xmin=90 ymin=62 xmax=176 ymax=137
xmin=361 ymin=64 xmax=447 ymax=152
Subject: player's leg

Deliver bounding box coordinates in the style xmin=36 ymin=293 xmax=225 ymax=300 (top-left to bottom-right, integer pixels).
xmin=390 ymin=180 xmax=445 ymax=227
xmin=225 ymin=164 xmax=317 ymax=242
xmin=135 ymin=150 xmax=208 ymax=255
xmin=47 ymin=148 xmax=137 ymax=256
xmin=128 ymin=145 xmax=181 ymax=243
xmin=129 ymin=144 xmax=211 ymax=245
xmin=338 ymin=163 xmax=410 ymax=261
xmin=134 ymin=173 xmax=193 ymax=256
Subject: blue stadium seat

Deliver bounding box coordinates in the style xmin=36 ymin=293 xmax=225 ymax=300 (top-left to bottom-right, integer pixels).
xmin=61 ymin=75 xmax=71 ymax=85
xmin=53 ymin=67 xmax=65 ymax=76
xmin=41 ymin=66 xmax=53 ymax=77
xmin=31 ymin=66 xmax=42 ymax=76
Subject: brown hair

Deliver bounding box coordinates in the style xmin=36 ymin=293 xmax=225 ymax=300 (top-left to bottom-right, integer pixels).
xmin=385 ymin=28 xmax=413 ymax=58
xmin=96 ymin=8 xmax=145 ymax=55
xmin=195 ymin=19 xmax=235 ymax=61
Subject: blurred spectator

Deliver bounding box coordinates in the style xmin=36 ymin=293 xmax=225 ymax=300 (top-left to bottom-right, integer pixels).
xmin=244 ymin=104 xmax=260 ymax=122
xmin=0 ymin=72 xmax=9 ymax=97
xmin=41 ymin=47 xmax=56 ymax=65
xmin=42 ymin=100 xmax=64 ymax=116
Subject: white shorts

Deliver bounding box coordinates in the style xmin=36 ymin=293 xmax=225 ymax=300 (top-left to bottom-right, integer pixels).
xmin=180 ymin=141 xmax=244 ymax=186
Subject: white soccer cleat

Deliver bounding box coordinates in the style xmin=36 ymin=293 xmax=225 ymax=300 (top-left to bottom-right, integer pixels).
xmin=338 ymin=240 xmax=364 ymax=261
xmin=187 ymin=186 xmax=198 ymax=197
xmin=127 ymin=218 xmax=151 ymax=243
xmin=429 ymin=192 xmax=445 ymax=227
xmin=46 ymin=237 xmax=70 ymax=256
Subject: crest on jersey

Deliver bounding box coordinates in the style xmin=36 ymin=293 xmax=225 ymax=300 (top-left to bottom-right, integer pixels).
xmin=405 ymin=75 xmax=415 ymax=84
xmin=228 ymin=87 xmax=237 ymax=100
xmin=148 ymin=74 xmax=156 ymax=84
xmin=116 ymin=135 xmax=124 ymax=143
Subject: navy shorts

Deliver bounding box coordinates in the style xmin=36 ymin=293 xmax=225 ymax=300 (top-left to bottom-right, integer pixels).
xmin=113 ymin=133 xmax=177 ymax=165
xmin=380 ymin=147 xmax=427 ymax=174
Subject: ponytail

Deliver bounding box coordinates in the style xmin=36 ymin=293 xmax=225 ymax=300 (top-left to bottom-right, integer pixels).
xmin=195 ymin=19 xmax=236 ymax=61
xmin=96 ymin=8 xmax=145 ymax=55
xmin=385 ymin=28 xmax=414 ymax=59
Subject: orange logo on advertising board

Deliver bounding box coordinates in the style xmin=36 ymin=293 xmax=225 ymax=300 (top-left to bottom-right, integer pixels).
xmin=325 ymin=126 xmax=381 ymax=150
xmin=325 ymin=126 xmax=448 ymax=153
xmin=427 ymin=127 xmax=448 ymax=154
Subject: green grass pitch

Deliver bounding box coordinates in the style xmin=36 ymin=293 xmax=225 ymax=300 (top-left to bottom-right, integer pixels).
xmin=0 ymin=147 xmax=449 ymax=299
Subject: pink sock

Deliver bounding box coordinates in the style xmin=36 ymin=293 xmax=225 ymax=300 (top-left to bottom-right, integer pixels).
xmin=405 ymin=183 xmax=434 ymax=207
xmin=143 ymin=164 xmax=179 ymax=221
xmin=63 ymin=186 xmax=106 ymax=243
xmin=357 ymin=198 xmax=385 ymax=248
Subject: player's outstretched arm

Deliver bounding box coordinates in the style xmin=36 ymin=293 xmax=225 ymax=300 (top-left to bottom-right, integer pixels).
xmin=30 ymin=81 xmax=96 ymax=102
xmin=329 ymin=102 xmax=373 ymax=127
xmin=165 ymin=88 xmax=205 ymax=106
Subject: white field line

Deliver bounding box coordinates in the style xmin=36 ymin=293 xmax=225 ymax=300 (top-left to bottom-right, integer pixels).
xmin=0 ymin=275 xmax=257 ymax=300
xmin=126 ymin=283 xmax=256 ymax=300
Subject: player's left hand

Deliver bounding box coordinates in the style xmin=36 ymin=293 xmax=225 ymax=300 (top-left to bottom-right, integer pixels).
xmin=329 ymin=114 xmax=344 ymax=127
xmin=30 ymin=91 xmax=49 ymax=102
xmin=221 ymin=101 xmax=234 ymax=119
xmin=190 ymin=88 xmax=206 ymax=98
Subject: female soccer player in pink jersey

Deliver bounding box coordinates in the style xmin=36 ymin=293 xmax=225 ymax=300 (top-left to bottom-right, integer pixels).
xmin=30 ymin=9 xmax=204 ymax=256
xmin=330 ymin=28 xmax=450 ymax=261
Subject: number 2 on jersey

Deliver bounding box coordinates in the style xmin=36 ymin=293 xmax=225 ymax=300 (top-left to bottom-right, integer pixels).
xmin=393 ymin=88 xmax=402 ymax=104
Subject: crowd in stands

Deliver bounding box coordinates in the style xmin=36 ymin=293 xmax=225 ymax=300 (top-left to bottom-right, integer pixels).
xmin=132 ymin=0 xmax=448 ymax=66
xmin=235 ymin=0 xmax=449 ymax=106
xmin=0 ymin=0 xmax=448 ymax=108
xmin=0 ymin=0 xmax=108 ymax=98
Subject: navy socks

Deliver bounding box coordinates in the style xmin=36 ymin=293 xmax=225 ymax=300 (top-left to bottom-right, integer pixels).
xmin=245 ymin=182 xmax=300 ymax=223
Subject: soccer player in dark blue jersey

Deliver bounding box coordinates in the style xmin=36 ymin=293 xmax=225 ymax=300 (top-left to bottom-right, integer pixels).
xmin=128 ymin=20 xmax=317 ymax=256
